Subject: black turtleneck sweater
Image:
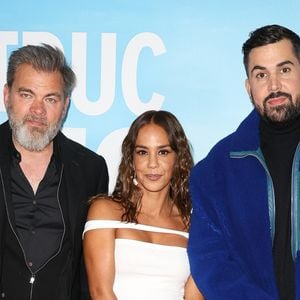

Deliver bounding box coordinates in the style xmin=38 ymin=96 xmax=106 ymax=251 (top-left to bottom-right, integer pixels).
xmin=260 ymin=117 xmax=300 ymax=300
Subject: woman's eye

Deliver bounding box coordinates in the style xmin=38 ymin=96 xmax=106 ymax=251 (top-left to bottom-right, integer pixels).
xmin=136 ymin=150 xmax=147 ymax=156
xmin=159 ymin=149 xmax=170 ymax=156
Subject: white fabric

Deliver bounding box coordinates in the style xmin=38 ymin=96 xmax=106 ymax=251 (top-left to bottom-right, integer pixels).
xmin=83 ymin=220 xmax=190 ymax=300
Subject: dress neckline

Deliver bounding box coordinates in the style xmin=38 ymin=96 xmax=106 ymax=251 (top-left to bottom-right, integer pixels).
xmin=85 ymin=219 xmax=189 ymax=238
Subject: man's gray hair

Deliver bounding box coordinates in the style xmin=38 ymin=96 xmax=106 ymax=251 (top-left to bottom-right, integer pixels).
xmin=6 ymin=43 xmax=76 ymax=98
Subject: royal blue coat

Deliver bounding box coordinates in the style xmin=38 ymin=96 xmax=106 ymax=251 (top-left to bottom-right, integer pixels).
xmin=188 ymin=110 xmax=300 ymax=299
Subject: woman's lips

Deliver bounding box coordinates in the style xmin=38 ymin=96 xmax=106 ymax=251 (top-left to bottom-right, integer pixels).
xmin=145 ymin=174 xmax=162 ymax=181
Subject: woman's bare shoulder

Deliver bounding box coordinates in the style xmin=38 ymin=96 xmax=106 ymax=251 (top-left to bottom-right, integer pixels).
xmin=87 ymin=196 xmax=123 ymax=220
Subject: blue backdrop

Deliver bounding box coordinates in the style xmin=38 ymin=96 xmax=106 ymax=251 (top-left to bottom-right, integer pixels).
xmin=1 ymin=0 xmax=299 ymax=190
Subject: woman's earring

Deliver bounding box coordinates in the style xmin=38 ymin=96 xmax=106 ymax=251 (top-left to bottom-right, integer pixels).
xmin=133 ymin=176 xmax=138 ymax=186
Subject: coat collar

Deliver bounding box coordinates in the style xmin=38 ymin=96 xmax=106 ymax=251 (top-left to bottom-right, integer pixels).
xmin=230 ymin=109 xmax=261 ymax=152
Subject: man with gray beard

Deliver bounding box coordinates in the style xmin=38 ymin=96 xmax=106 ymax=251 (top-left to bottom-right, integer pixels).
xmin=0 ymin=44 xmax=108 ymax=300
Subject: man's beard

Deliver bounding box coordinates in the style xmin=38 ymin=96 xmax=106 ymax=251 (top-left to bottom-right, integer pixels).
xmin=7 ymin=106 xmax=65 ymax=152
xmin=251 ymin=91 xmax=300 ymax=124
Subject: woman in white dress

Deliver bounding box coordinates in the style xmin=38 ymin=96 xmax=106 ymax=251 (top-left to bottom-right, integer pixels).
xmin=83 ymin=110 xmax=204 ymax=300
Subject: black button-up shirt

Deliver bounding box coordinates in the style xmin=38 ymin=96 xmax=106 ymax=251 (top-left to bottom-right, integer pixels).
xmin=10 ymin=144 xmax=64 ymax=273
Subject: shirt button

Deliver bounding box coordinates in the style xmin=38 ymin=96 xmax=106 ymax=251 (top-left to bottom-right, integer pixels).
xmin=28 ymin=262 xmax=33 ymax=267
xmin=1 ymin=292 xmax=5 ymax=298
xmin=33 ymin=200 xmax=37 ymax=205
xmin=31 ymin=230 xmax=35 ymax=235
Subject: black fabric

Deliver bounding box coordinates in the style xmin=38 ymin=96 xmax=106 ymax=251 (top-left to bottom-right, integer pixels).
xmin=1 ymin=210 xmax=72 ymax=300
xmin=11 ymin=152 xmax=63 ymax=272
xmin=260 ymin=117 xmax=300 ymax=300
xmin=0 ymin=121 xmax=109 ymax=300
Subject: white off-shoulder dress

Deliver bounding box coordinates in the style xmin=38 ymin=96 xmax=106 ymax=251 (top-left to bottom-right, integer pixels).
xmin=83 ymin=220 xmax=190 ymax=300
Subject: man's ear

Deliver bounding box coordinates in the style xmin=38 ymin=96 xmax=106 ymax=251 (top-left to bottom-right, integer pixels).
xmin=245 ymin=79 xmax=251 ymax=98
xmin=3 ymin=84 xmax=10 ymax=109
xmin=62 ymin=96 xmax=70 ymax=118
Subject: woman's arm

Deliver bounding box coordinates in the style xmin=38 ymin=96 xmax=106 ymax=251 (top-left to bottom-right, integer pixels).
xmin=83 ymin=199 xmax=118 ymax=300
xmin=184 ymin=276 xmax=205 ymax=300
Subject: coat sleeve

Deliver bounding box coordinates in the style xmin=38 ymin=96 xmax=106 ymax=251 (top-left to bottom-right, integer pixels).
xmin=95 ymin=156 xmax=109 ymax=194
xmin=187 ymin=164 xmax=276 ymax=300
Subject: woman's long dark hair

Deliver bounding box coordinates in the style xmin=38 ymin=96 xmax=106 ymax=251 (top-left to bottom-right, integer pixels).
xmin=90 ymin=110 xmax=194 ymax=228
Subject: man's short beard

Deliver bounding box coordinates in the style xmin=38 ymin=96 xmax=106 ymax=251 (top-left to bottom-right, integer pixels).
xmin=7 ymin=107 xmax=64 ymax=152
xmin=251 ymin=92 xmax=300 ymax=124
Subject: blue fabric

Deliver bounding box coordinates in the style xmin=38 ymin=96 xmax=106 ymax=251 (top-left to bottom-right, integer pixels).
xmin=188 ymin=109 xmax=300 ymax=299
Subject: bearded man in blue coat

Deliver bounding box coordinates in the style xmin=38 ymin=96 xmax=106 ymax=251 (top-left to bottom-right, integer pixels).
xmin=188 ymin=24 xmax=300 ymax=300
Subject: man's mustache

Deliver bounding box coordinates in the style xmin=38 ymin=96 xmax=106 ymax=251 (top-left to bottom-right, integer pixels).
xmin=24 ymin=115 xmax=48 ymax=126
xmin=264 ymin=91 xmax=292 ymax=103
